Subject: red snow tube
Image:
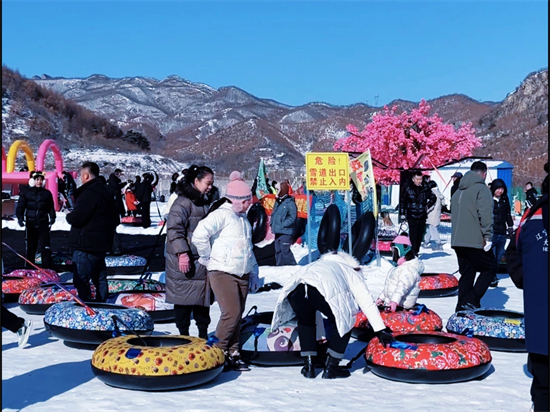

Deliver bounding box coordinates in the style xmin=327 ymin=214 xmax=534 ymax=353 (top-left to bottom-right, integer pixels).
xmin=418 ymin=273 xmax=459 ymax=298
xmin=370 ymin=239 xmax=393 ymax=255
xmin=365 ymin=331 xmax=492 ymax=384
xmin=2 ymin=276 xmax=43 ymax=303
xmin=19 ymin=282 xmax=96 ymax=315
xmin=121 ymin=216 xmax=143 ymax=226
xmin=352 ymin=305 xmax=443 ymax=342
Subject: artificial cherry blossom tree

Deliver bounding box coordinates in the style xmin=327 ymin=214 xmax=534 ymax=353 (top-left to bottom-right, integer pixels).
xmin=334 ymin=99 xmax=481 ymax=184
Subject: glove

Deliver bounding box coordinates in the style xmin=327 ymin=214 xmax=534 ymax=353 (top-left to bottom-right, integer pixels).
xmin=375 ymin=298 xmax=384 ymax=306
xmin=248 ymin=267 xmax=263 ymax=293
xmin=376 ymin=327 xmax=395 ymax=348
xmin=178 ymin=253 xmax=190 ymax=274
xmin=483 ymin=241 xmax=492 ymax=252
xmin=18 ymin=219 xmax=24 ymax=228
xmin=389 ymin=301 xmax=398 ymax=312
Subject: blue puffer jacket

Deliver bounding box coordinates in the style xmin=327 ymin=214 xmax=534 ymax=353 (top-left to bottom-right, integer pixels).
xmin=270 ymin=195 xmax=297 ymax=236
xmin=517 ymin=195 xmax=548 ymax=355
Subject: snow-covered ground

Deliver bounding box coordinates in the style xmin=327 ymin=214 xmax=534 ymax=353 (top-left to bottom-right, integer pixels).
xmin=2 ymin=213 xmax=532 ymax=412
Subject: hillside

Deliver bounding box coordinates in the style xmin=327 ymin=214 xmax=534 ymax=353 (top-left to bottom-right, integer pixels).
xmin=3 ymin=66 xmax=547 ymax=183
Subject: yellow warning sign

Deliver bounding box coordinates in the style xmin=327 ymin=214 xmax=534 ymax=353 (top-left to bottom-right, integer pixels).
xmin=305 ymin=152 xmax=350 ymax=191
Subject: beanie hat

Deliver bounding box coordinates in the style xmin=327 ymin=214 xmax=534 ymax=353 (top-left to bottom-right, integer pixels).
xmin=225 ymin=171 xmax=252 ymax=201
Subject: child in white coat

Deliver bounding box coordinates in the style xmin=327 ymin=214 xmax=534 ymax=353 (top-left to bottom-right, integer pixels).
xmin=192 ymin=171 xmax=261 ymax=372
xmin=376 ymin=234 xmax=425 ymax=312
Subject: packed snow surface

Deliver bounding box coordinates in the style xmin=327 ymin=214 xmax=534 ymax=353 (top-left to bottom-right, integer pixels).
xmin=2 ymin=210 xmax=532 ymax=411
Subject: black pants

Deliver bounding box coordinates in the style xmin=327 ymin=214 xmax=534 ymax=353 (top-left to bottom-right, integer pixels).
xmin=25 ymin=223 xmax=52 ymax=269
xmin=174 ymin=304 xmax=210 ymax=339
xmin=141 ymin=202 xmax=151 ymax=228
xmin=2 ymin=305 xmax=24 ymax=333
xmin=287 ymin=284 xmax=351 ymax=358
xmin=408 ymin=217 xmax=426 ymax=255
xmin=529 ymin=353 xmax=549 ymax=412
xmin=453 ymin=247 xmax=497 ymax=311
xmin=72 ymin=250 xmax=108 ymax=302
xmin=274 ymin=234 xmax=297 ymax=266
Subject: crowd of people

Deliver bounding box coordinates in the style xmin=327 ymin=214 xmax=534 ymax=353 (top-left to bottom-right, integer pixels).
xmin=3 ymin=159 xmax=547 ymax=407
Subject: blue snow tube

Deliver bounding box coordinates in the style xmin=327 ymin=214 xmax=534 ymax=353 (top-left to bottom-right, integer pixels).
xmin=446 ymin=308 xmax=525 ymax=352
xmin=317 ymin=204 xmax=341 ymax=254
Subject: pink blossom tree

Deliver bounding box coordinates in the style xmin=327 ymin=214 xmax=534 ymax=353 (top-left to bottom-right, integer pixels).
xmin=334 ymin=99 xmax=481 ymax=184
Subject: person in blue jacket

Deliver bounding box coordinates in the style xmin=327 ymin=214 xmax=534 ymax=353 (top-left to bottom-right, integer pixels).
xmin=507 ymin=163 xmax=548 ymax=412
xmin=270 ymin=180 xmax=297 ymax=266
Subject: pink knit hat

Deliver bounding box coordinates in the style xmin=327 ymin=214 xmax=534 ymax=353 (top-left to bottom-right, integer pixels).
xmin=225 ymin=171 xmax=252 ymax=201
xmin=393 ymin=235 xmax=412 ymax=246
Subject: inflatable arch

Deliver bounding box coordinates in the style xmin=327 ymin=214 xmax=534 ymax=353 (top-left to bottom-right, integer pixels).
xmin=2 ymin=139 xmax=64 ymax=211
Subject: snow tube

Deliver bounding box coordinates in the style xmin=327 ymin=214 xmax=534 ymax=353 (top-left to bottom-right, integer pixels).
xmin=121 ymin=216 xmax=143 ymax=226
xmin=370 ymin=236 xmax=394 ymax=255
xmin=446 ymin=308 xmax=525 ymax=352
xmin=239 ymin=309 xmax=326 ymax=366
xmin=291 ymin=217 xmax=307 ymax=244
xmin=91 ymin=335 xmax=225 ymax=391
xmin=343 ymin=212 xmax=375 ymax=261
xmin=352 ymin=304 xmax=443 ymax=341
xmin=107 ymin=278 xmax=165 ymax=294
xmin=418 ymin=273 xmax=459 ymax=298
xmin=19 ymin=282 xmax=96 ymax=315
xmin=107 ymin=291 xmax=175 ymax=323
xmin=105 ymin=255 xmax=147 ymax=275
xmin=36 ymin=252 xmax=74 ymax=272
xmin=4 ymin=268 xmax=59 ymax=283
xmin=247 ymin=203 xmax=268 ymax=244
xmin=317 ymin=204 xmax=341 ymax=254
xmin=365 ymin=331 xmax=492 ymax=384
xmin=44 ymin=301 xmax=154 ymax=345
xmin=2 ymin=276 xmax=43 ymax=303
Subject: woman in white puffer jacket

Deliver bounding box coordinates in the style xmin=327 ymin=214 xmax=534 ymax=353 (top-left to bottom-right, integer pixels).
xmin=271 ymin=251 xmax=394 ymax=380
xmin=192 ymin=171 xmax=261 ymax=372
xmin=376 ymin=234 xmax=425 ymax=311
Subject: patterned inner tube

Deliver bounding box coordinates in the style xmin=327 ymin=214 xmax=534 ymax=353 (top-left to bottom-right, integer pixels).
xmin=240 ymin=311 xmax=326 ymax=366
xmin=106 ymin=255 xmax=147 ymax=275
xmin=19 ymin=283 xmax=96 ymax=315
xmin=44 ymin=301 xmax=154 ymax=344
xmin=2 ymin=277 xmax=43 ymax=301
xmin=91 ymin=335 xmax=225 ymax=391
xmin=107 ymin=279 xmax=165 ymax=294
xmin=418 ymin=273 xmax=459 ymax=298
xmin=107 ymin=291 xmax=175 ymax=323
xmin=353 ymin=305 xmax=443 ymax=341
xmin=365 ymin=331 xmax=492 ymax=384
xmin=4 ymin=268 xmax=59 ymax=283
xmin=446 ymin=308 xmax=526 ymax=352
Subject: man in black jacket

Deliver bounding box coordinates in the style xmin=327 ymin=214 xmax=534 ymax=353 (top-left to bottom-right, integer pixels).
xmin=67 ymin=162 xmax=120 ymax=302
xmin=524 ymin=182 xmax=539 ymax=211
xmin=16 ymin=171 xmax=56 ymax=268
xmin=62 ymin=171 xmax=77 ymax=209
xmin=107 ymin=168 xmax=126 ymax=218
xmin=138 ymin=172 xmax=158 ymax=228
xmin=399 ymin=171 xmax=436 ymax=256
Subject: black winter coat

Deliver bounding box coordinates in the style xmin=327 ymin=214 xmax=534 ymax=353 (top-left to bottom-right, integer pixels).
xmin=400 ymin=182 xmax=436 ymax=221
xmin=66 ymin=178 xmax=120 ymax=254
xmin=64 ymin=173 xmax=77 ymax=194
xmin=490 ymin=179 xmax=513 ymax=235
xmin=525 ymin=187 xmax=538 ymax=209
xmin=107 ymin=173 xmax=126 ymax=217
xmin=16 ymin=187 xmax=56 ymax=228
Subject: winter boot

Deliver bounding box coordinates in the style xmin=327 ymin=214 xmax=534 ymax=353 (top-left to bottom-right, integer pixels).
xmin=322 ymin=355 xmax=351 ymax=379
xmin=198 ymin=329 xmax=208 ymax=340
xmin=224 ymin=351 xmax=250 ymax=372
xmin=301 ymin=356 xmax=316 ymax=379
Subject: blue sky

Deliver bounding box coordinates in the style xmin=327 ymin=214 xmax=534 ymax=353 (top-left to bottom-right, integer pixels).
xmin=2 ymin=1 xmax=548 ymax=107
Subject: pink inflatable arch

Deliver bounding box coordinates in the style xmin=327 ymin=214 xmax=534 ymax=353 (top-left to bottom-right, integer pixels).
xmin=35 ymin=140 xmax=64 ymax=211
xmin=2 ymin=146 xmax=6 ymax=174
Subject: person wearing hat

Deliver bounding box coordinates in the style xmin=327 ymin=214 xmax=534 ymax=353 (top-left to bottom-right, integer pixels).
xmin=375 ymin=233 xmax=425 ymax=312
xmin=192 ymin=171 xmax=262 ymax=372
xmin=270 ymin=179 xmax=298 ymax=266
xmin=15 ymin=171 xmax=56 ymax=269
xmin=450 ymin=172 xmax=463 ymax=199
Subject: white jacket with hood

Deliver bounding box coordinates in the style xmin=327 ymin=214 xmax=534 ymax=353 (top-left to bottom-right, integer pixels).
xmin=377 ymin=257 xmax=425 ymax=309
xmin=271 ymin=251 xmax=385 ymax=337
xmin=192 ymin=202 xmax=257 ymax=277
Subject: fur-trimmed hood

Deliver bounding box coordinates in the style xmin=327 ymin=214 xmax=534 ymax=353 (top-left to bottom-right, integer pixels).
xmin=319 ymin=251 xmax=361 ymax=269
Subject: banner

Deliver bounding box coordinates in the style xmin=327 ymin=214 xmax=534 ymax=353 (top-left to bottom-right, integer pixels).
xmin=305 ymin=152 xmax=350 ymax=191
xmin=255 ymin=158 xmax=270 ymax=199
xmin=349 ymin=149 xmax=378 ymax=216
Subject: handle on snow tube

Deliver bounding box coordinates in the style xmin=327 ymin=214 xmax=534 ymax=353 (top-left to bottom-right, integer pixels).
xmin=245 ymin=305 xmax=258 ymax=318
